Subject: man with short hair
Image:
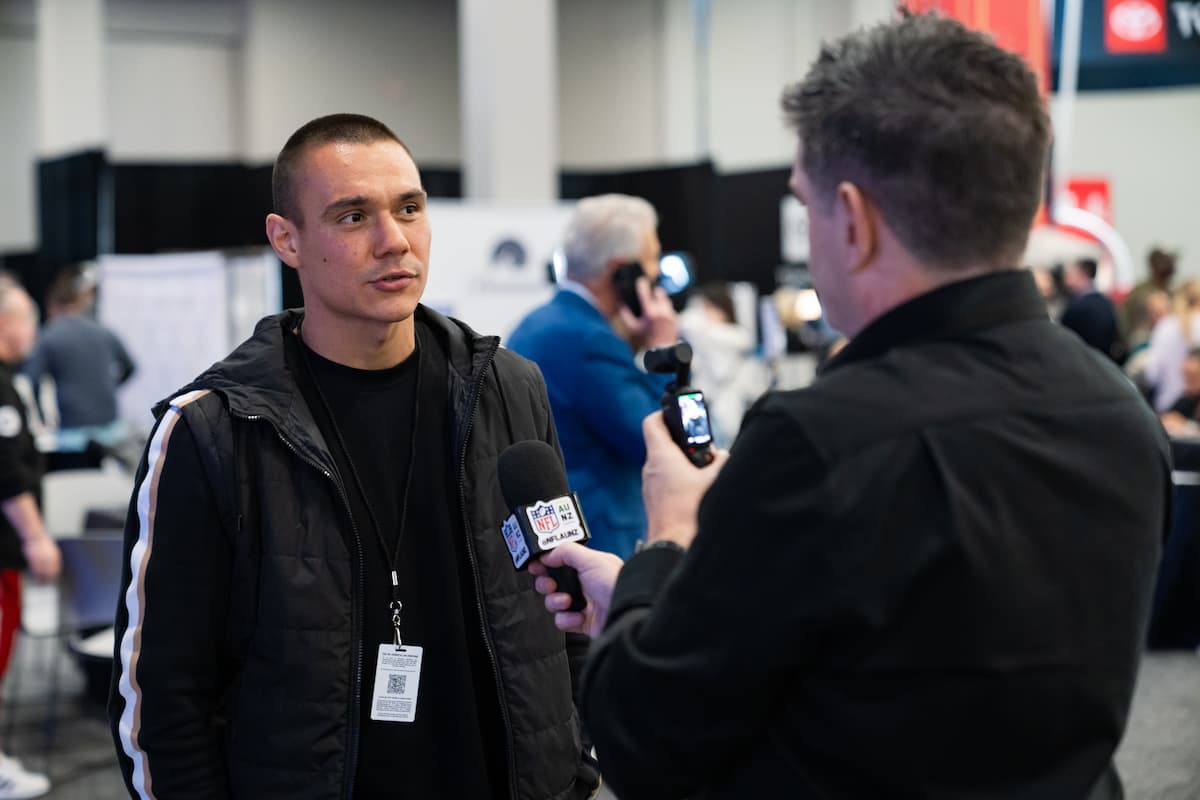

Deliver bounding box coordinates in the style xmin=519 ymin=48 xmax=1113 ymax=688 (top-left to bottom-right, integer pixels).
xmin=507 ymin=194 xmax=679 ymax=558
xmin=0 ymin=281 xmax=60 ymax=800
xmin=531 ymin=13 xmax=1168 ymax=799
xmin=1061 ymin=257 xmax=1122 ymax=361
xmin=108 ymin=114 xmax=598 ymax=799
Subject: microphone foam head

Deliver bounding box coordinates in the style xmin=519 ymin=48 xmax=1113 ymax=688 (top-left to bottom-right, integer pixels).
xmin=497 ymin=440 xmax=570 ymax=509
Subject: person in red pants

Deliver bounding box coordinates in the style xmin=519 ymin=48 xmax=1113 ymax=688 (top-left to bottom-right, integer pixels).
xmin=0 ymin=280 xmax=61 ymax=800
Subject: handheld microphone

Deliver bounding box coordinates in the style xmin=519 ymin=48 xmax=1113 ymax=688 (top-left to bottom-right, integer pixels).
xmin=497 ymin=441 xmax=589 ymax=612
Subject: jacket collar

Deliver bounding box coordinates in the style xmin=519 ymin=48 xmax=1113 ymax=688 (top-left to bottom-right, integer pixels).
xmin=553 ymin=287 xmax=609 ymax=323
xmin=158 ymin=305 xmax=499 ymax=464
xmin=824 ymin=269 xmax=1048 ymax=373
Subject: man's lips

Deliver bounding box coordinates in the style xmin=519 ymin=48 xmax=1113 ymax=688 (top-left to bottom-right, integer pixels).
xmin=369 ymin=271 xmax=418 ymax=287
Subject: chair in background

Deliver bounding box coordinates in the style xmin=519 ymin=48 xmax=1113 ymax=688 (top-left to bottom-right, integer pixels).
xmin=57 ymin=535 xmax=124 ymax=711
xmin=41 ymin=466 xmax=133 ymax=538
xmin=1 ymin=535 xmax=124 ymax=762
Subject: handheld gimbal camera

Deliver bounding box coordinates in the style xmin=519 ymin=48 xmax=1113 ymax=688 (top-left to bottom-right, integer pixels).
xmin=642 ymin=342 xmax=716 ymax=468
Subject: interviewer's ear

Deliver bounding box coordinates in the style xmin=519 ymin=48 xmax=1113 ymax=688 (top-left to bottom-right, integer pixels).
xmin=266 ymin=213 xmax=302 ymax=270
xmin=835 ymin=182 xmax=878 ymax=273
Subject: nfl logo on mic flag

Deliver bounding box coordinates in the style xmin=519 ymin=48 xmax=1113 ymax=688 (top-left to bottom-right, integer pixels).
xmin=530 ymin=502 xmax=560 ymax=533
xmin=502 ymin=493 xmax=590 ymax=568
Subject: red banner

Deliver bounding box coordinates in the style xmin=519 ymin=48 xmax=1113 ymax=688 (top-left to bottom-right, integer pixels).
xmin=904 ymin=0 xmax=1050 ymax=91
xmin=1065 ymin=177 xmax=1113 ymax=223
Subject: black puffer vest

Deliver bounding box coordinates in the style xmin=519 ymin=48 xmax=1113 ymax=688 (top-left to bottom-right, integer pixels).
xmin=159 ymin=307 xmax=596 ymax=799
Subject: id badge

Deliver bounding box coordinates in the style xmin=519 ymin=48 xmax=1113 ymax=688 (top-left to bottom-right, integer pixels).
xmin=369 ymin=643 xmax=423 ymax=723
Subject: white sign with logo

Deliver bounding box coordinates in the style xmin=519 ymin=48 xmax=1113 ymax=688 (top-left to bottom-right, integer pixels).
xmin=422 ymin=200 xmax=575 ymax=342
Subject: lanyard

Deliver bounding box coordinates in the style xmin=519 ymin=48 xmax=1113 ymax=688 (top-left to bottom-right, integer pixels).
xmin=298 ymin=323 xmax=422 ymax=650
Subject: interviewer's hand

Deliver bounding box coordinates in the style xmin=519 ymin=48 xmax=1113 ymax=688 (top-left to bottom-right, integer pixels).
xmin=528 ymin=542 xmax=623 ymax=639
xmin=642 ymin=411 xmax=729 ymax=549
xmin=617 ymin=276 xmax=679 ymax=350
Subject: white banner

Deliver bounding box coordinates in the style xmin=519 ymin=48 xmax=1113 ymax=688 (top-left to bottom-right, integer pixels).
xmin=424 ymin=200 xmax=574 ymax=341
xmin=98 ymin=250 xmax=282 ymax=433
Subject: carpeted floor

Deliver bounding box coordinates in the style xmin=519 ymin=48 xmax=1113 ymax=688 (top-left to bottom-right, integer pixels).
xmin=595 ymin=652 xmax=1200 ymax=800
xmin=1115 ymin=652 xmax=1200 ymax=799
xmin=2 ymin=640 xmax=1196 ymax=799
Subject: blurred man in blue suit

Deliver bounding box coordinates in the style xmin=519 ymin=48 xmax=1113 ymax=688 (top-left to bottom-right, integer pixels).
xmin=508 ymin=195 xmax=679 ymax=557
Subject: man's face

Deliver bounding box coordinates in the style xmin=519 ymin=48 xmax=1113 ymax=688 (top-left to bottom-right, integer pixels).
xmin=0 ymin=290 xmax=37 ymax=362
xmin=1063 ymin=262 xmax=1090 ymax=294
xmin=1183 ymin=357 xmax=1200 ymax=398
xmin=281 ymin=140 xmax=431 ymax=337
xmin=790 ymin=142 xmax=851 ymax=334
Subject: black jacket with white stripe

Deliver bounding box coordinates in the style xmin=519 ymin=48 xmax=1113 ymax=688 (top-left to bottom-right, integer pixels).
xmin=107 ymin=307 xmax=599 ymax=799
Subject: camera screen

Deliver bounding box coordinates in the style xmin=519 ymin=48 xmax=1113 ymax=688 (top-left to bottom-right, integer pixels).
xmin=677 ymin=391 xmax=713 ymax=446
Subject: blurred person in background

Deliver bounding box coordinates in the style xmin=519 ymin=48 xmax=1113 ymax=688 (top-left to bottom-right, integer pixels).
xmin=1144 ymin=278 xmax=1200 ymax=411
xmin=1123 ymin=289 xmax=1171 ymax=397
xmin=1060 ymin=257 xmax=1122 ymax=362
xmin=1158 ymin=348 xmax=1200 ymax=437
xmin=1120 ymin=247 xmax=1177 ymax=341
xmin=529 ymin=13 xmax=1167 ymax=799
xmin=22 ymin=264 xmax=136 ymax=470
xmin=0 ymin=280 xmax=60 ymax=800
xmin=677 ymin=283 xmax=767 ymax=447
xmin=1031 ymin=265 xmax=1067 ymax=320
xmin=508 ymin=194 xmax=678 ymax=558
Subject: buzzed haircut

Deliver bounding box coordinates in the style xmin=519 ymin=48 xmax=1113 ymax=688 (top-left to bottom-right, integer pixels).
xmin=782 ymin=12 xmax=1050 ymax=271
xmin=272 ymin=113 xmax=412 ymax=225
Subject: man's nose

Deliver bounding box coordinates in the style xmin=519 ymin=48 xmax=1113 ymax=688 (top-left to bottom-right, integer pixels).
xmin=376 ymin=214 xmax=411 ymax=257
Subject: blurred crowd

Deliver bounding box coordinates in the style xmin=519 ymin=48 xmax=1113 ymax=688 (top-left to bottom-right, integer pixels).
xmin=1033 ymin=247 xmax=1194 ymax=434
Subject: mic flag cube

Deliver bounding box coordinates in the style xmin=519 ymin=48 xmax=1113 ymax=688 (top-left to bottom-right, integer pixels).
xmin=502 ymin=492 xmax=591 ymax=569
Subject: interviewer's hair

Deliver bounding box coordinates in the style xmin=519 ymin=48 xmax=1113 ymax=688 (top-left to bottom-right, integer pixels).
xmin=782 ymin=12 xmax=1050 ymax=271
xmin=272 ymin=113 xmax=412 ymax=226
xmin=562 ymin=194 xmax=658 ymax=283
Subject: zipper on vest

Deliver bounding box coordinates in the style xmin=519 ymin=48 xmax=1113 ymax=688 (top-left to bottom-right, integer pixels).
xmin=236 ymin=413 xmax=367 ymax=800
xmin=455 ymin=345 xmax=519 ymax=800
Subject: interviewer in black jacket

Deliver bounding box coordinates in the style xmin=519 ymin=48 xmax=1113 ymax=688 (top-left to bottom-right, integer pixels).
xmin=531 ymin=13 xmax=1169 ymax=800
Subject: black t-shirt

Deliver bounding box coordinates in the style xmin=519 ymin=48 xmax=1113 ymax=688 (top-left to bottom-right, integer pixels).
xmin=291 ymin=321 xmax=505 ymax=798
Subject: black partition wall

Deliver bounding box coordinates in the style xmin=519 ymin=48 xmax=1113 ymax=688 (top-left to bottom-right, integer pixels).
xmin=23 ymin=150 xmax=793 ymax=309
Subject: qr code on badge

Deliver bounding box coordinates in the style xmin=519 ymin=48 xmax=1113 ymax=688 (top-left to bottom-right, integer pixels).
xmin=387 ymin=674 xmax=407 ymax=695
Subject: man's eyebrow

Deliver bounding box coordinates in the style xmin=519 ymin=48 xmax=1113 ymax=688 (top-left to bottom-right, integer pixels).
xmin=322 ymin=189 xmax=427 ymax=218
xmin=322 ymin=195 xmax=371 ymax=218
xmin=396 ymin=189 xmax=428 ymax=204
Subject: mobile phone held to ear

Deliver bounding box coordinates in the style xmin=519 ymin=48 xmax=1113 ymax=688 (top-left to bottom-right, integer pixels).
xmin=612 ymin=262 xmax=646 ymax=317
